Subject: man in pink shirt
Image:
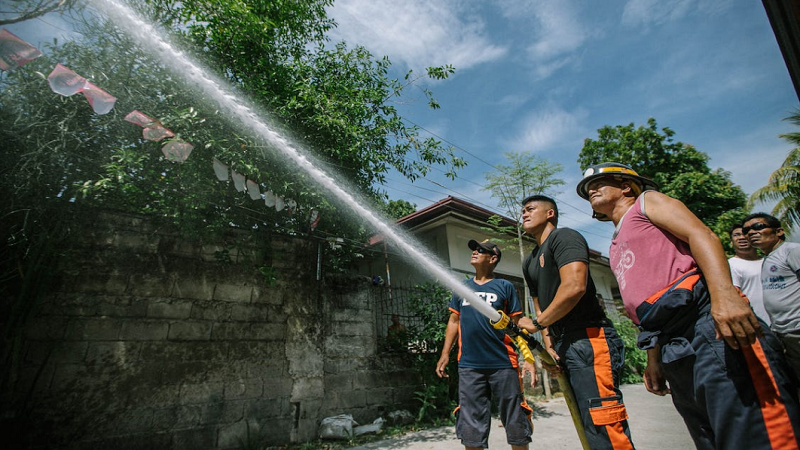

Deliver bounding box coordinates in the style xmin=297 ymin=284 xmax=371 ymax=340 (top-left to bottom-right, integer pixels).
xmin=576 ymin=162 xmax=799 ymax=450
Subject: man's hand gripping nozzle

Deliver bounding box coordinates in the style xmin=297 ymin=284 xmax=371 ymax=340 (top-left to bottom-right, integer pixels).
xmin=491 ymin=311 xmax=555 ymax=366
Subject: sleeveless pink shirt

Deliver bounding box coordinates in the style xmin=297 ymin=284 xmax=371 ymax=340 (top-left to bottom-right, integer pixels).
xmin=609 ymin=192 xmax=697 ymax=323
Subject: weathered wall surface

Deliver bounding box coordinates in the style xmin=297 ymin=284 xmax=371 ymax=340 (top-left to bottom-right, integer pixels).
xmin=9 ymin=211 xmax=420 ymax=449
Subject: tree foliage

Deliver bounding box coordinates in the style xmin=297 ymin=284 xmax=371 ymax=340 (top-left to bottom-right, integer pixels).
xmin=2 ymin=0 xmax=464 ymax=244
xmin=0 ymin=0 xmax=76 ymax=25
xmin=385 ymin=199 xmax=417 ymax=220
xmin=484 ymin=151 xmax=565 ymax=220
xmin=0 ymin=0 xmax=464 ymax=410
xmin=579 ymin=118 xmax=746 ymax=235
xmin=483 ymin=151 xmax=564 ymax=309
xmin=748 ymin=109 xmax=800 ymax=234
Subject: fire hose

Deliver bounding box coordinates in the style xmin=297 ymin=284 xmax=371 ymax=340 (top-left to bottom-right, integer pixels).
xmin=459 ymin=290 xmax=591 ymax=450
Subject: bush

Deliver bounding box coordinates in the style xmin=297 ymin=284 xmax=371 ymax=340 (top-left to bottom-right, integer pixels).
xmin=613 ymin=318 xmax=647 ymax=385
xmin=407 ymin=283 xmax=458 ymax=424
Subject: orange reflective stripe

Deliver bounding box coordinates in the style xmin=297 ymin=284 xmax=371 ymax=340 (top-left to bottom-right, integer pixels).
xmin=588 ymin=328 xmax=634 ymax=450
xmin=589 ymin=403 xmax=629 ymax=426
xmin=456 ymin=319 xmax=462 ymax=362
xmin=643 ymin=271 xmax=701 ymax=305
xmin=742 ymin=341 xmax=799 ymax=449
xmin=504 ymin=334 xmax=519 ymax=367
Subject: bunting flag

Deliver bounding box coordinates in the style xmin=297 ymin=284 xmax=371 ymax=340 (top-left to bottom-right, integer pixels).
xmin=309 ymin=209 xmax=321 ymax=230
xmin=231 ymin=170 xmax=246 ymax=192
xmin=0 ymin=29 xmax=42 ymax=71
xmin=246 ymin=179 xmax=261 ymax=200
xmin=47 ymin=64 xmax=116 ymax=114
xmin=47 ymin=64 xmax=87 ymax=96
xmin=80 ymin=81 xmax=116 ymax=115
xmin=212 ymin=158 xmax=229 ymax=181
xmin=161 ymin=140 xmax=193 ymax=163
xmin=125 ymin=110 xmax=175 ymax=141
xmin=209 ymin=160 xmax=313 ymax=220
xmin=142 ymin=123 xmax=174 ymax=141
xmin=124 ymin=110 xmax=155 ymax=127
xmin=263 ymin=190 xmax=277 ymax=207
xmin=285 ymin=199 xmax=297 ymax=214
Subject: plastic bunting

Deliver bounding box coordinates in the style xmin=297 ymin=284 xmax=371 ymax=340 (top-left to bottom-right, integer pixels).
xmin=210 ymin=160 xmax=310 ymax=222
xmin=0 ymin=28 xmax=42 ymax=71
xmin=48 ymin=64 xmax=87 ymax=96
xmin=47 ymin=64 xmax=116 ymax=114
xmin=309 ymin=209 xmax=321 ymax=230
xmin=124 ymin=110 xmax=155 ymax=127
xmin=212 ymin=158 xmax=229 ymax=181
xmin=161 ymin=140 xmax=193 ymax=163
xmin=246 ymin=179 xmax=261 ymax=200
xmin=263 ymin=190 xmax=276 ymax=207
xmin=142 ymin=124 xmax=174 ymax=141
xmin=231 ymin=170 xmax=246 ymax=192
xmin=124 ymin=110 xmax=174 ymax=141
xmin=80 ymin=81 xmax=117 ymax=115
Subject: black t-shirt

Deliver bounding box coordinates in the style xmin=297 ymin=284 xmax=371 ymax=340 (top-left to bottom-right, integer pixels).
xmin=523 ymin=228 xmax=607 ymax=333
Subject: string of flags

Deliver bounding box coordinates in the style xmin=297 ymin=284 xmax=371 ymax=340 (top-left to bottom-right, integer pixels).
xmin=212 ymin=157 xmax=320 ymax=230
xmin=2 ymin=27 xmax=321 ymax=231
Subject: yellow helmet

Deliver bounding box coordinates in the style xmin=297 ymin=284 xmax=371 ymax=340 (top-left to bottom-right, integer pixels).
xmin=576 ymin=162 xmax=659 ymax=221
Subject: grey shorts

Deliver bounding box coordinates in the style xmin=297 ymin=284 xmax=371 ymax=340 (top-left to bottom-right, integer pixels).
xmin=455 ymin=366 xmax=532 ymax=448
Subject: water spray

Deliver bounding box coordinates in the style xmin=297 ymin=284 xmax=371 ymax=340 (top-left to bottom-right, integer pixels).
xmin=89 ymin=1 xmax=588 ymax=447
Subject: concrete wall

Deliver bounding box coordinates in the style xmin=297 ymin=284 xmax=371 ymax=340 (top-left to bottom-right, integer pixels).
xmin=9 ymin=211 xmax=420 ymax=449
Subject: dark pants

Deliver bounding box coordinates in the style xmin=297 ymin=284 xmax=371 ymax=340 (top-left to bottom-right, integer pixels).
xmin=554 ymin=326 xmax=635 ymax=450
xmin=639 ymin=274 xmax=800 ymax=450
xmin=455 ymin=367 xmax=532 ymax=448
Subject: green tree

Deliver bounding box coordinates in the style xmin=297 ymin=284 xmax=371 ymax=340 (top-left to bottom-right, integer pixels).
xmin=748 ymin=109 xmax=800 ymax=234
xmin=0 ymin=0 xmax=75 ymax=25
xmin=143 ymin=0 xmax=465 ymax=193
xmin=483 ymin=151 xmax=565 ymax=305
xmin=0 ymin=0 xmax=464 ymax=416
xmin=385 ymin=199 xmax=417 ymax=220
xmin=578 ymin=118 xmax=746 ymax=234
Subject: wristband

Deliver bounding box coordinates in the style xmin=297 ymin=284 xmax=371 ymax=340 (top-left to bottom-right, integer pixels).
xmin=532 ymin=319 xmax=546 ymax=331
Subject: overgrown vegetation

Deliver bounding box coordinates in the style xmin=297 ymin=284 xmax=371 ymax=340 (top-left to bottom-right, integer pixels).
xmin=1 ymin=0 xmax=463 ymax=435
xmin=407 ymin=283 xmax=458 ymax=424
xmin=613 ymin=318 xmax=647 ymax=385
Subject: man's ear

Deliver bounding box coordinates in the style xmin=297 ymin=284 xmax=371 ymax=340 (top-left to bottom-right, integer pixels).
xmin=546 ymin=209 xmax=555 ymax=220
xmin=620 ymin=181 xmax=635 ymax=197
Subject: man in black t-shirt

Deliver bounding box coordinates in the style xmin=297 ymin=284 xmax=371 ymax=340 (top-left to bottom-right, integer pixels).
xmin=517 ymin=195 xmax=635 ymax=450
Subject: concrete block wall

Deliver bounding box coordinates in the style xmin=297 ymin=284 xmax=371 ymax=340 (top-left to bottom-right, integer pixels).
xmin=8 ymin=211 xmax=421 ymax=449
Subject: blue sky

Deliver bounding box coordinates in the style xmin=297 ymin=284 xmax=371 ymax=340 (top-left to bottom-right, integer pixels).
xmin=325 ymin=0 xmax=800 ymax=252
xmin=5 ymin=1 xmax=798 ymax=254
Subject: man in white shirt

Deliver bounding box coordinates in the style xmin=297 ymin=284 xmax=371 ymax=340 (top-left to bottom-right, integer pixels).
xmin=743 ymin=212 xmax=800 ymax=378
xmin=728 ymin=224 xmax=769 ymax=325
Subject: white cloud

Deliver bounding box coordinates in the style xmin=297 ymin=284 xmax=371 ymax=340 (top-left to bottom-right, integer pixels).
xmin=491 ymin=0 xmax=589 ymax=78
xmin=504 ymin=106 xmax=588 ymax=152
xmin=326 ymin=0 xmax=507 ymax=72
xmin=621 ymin=0 xmax=731 ymax=28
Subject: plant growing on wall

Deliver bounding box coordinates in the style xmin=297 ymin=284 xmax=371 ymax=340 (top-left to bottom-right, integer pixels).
xmin=406 ymin=282 xmax=458 ymax=424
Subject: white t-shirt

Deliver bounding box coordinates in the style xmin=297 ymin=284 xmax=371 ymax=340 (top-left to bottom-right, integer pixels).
xmin=762 ymin=242 xmax=800 ymax=333
xmin=729 ymin=256 xmax=770 ymax=325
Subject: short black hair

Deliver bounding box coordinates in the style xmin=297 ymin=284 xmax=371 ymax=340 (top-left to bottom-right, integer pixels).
xmin=729 ymin=223 xmax=743 ymax=237
xmin=742 ymin=212 xmax=785 ymax=240
xmin=521 ymin=194 xmax=558 ymax=226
